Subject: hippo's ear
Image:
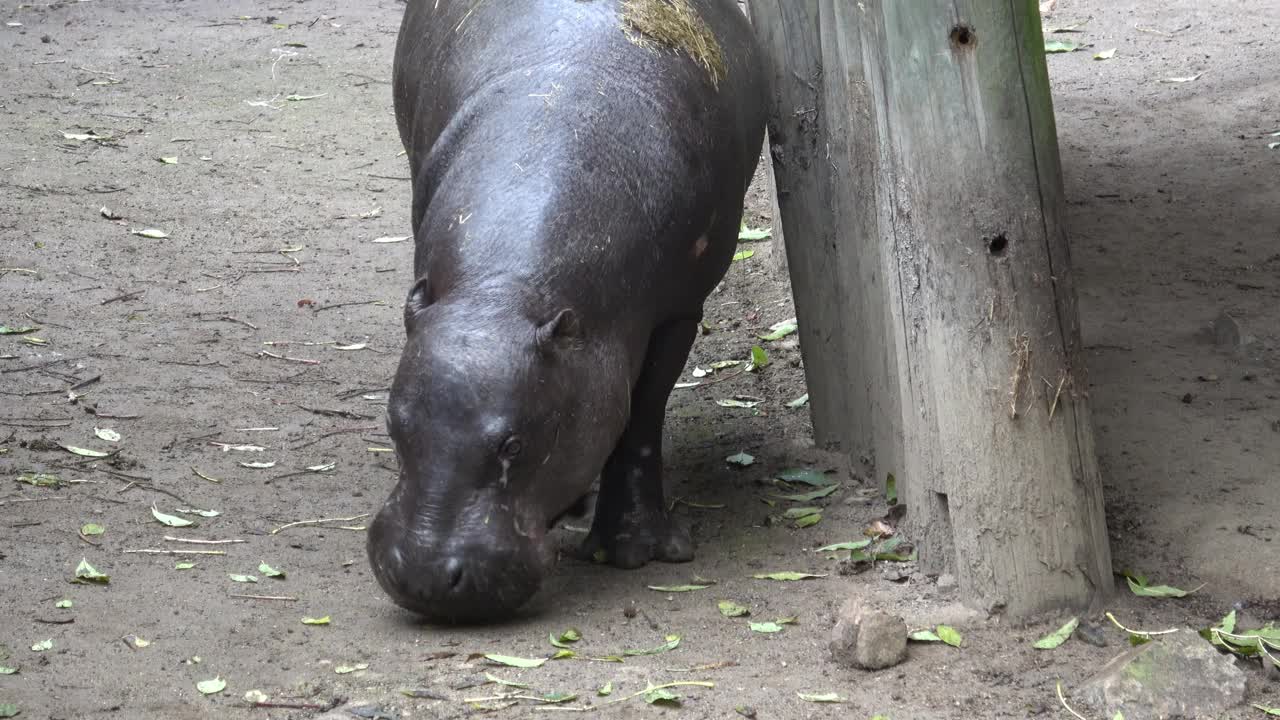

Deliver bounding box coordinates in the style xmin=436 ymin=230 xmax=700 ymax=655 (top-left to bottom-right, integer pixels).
xmin=535 ymin=308 xmax=581 ymax=353
xmin=403 ymin=276 xmax=432 ymax=331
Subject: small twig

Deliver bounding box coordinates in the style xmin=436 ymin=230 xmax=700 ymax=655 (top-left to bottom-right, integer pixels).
xmin=365 ymin=173 xmax=412 ymax=181
xmin=260 ymin=350 xmax=319 ymax=365
xmin=1055 ymin=682 xmax=1088 ymax=720
xmin=1047 ymin=371 xmax=1067 ymax=421
xmin=191 ymin=467 xmax=222 ymax=484
xmin=0 ymin=496 xmax=68 ymax=506
xmin=297 ymin=405 xmax=373 ymax=420
xmin=69 ymin=375 xmax=102 ymax=393
xmin=534 ymin=681 xmax=715 ymax=713
xmin=271 ymin=513 xmax=370 ymax=535
xmin=77 ymin=531 xmax=101 ymax=546
xmin=249 ymin=698 xmax=341 ymax=711
xmin=1008 ymin=334 xmax=1031 ymax=419
xmin=218 ymin=315 xmax=259 ymax=330
xmin=163 ymin=536 xmax=245 ymax=545
xmin=101 ymin=289 xmax=145 ymax=305
xmin=2 ymin=356 xmax=79 ymax=375
xmin=314 ymin=300 xmax=383 ymax=312
xmin=230 ymin=594 xmax=299 ymax=602
xmin=123 ymin=549 xmax=227 ymax=556
xmin=34 ymin=617 xmax=75 ymax=625
xmin=291 ymin=425 xmax=379 ymax=450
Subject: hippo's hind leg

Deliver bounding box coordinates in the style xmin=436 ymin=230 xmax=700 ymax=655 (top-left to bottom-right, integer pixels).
xmin=581 ymin=317 xmax=699 ymax=569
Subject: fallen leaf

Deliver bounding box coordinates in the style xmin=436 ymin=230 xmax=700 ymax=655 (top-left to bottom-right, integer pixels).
xmin=0 ymin=666 xmax=16 ymax=675
xmin=244 ymin=690 xmax=270 ymax=704
xmin=718 ymin=600 xmax=750 ymax=617
xmin=909 ymin=629 xmax=943 ymax=643
xmin=239 ymin=461 xmax=277 ymax=469
xmin=93 ymin=427 xmax=121 ymax=443
xmin=793 ymin=512 xmax=822 ymax=529
xmin=0 ymin=705 xmax=16 ymax=718
xmin=285 ymin=93 xmax=327 ymax=101
xmin=773 ymin=484 xmax=839 ymax=502
xmin=1034 ymin=618 xmax=1080 ymax=649
xmin=1125 ymin=574 xmax=1191 ymax=598
xmin=731 ymin=249 xmax=755 ymax=261
xmin=335 ymin=663 xmax=369 ymax=674
xmin=752 ymin=571 xmax=826 ymax=581
xmin=100 ymin=206 xmax=122 ymax=220
xmin=885 ymin=472 xmax=898 ymax=504
xmin=158 ymin=157 xmax=178 ymax=164
xmin=597 ymin=681 xmax=613 ymax=696
xmin=301 ymin=616 xmax=330 ymax=625
xmin=748 ymin=345 xmax=769 ymax=371
xmin=17 ymin=473 xmax=61 ymax=488
xmin=333 ymin=342 xmax=367 ymax=351
xmin=30 ymin=639 xmax=52 ymax=652
xmin=549 ymin=628 xmax=581 ymax=648
xmin=737 ymin=222 xmax=772 ymax=241
xmin=937 ymin=625 xmax=963 ymax=647
xmin=372 ymin=235 xmax=410 ymax=244
xmin=1252 ymin=704 xmax=1280 ymax=716
xmin=483 ymin=654 xmax=547 ymax=668
xmin=648 ymin=584 xmax=710 ymax=593
xmin=623 ymin=634 xmax=681 ymax=656
xmin=175 ymin=562 xmax=196 ymax=570
xmin=787 ymin=393 xmax=809 ymax=408
xmin=152 ymin=506 xmax=195 ymax=528
xmin=797 ymin=692 xmax=843 ymax=703
xmin=124 ymin=635 xmax=150 ymax=649
xmin=196 ymin=677 xmax=226 ymax=695
xmin=0 ymin=325 xmax=37 ymax=335
xmin=55 ymin=599 xmax=72 ymax=609
xmin=776 ymin=468 xmax=834 ymax=487
xmin=175 ymin=507 xmax=221 ymax=518
xmin=1044 ymin=39 xmax=1080 ymax=53
xmin=63 ymin=445 xmax=110 ymax=458
xmin=80 ymin=523 xmax=104 ymax=536
xmin=814 ymin=540 xmax=872 ymax=553
xmin=1093 ymin=48 xmax=1116 ymax=60
xmin=258 ymin=562 xmax=285 ymax=579
xmin=643 ymin=688 xmax=681 ymax=706
xmin=725 ymin=452 xmax=755 ymax=467
xmin=716 ymin=397 xmax=761 ymax=409
xmin=73 ymin=558 xmax=109 ymax=584
xmin=228 ymin=574 xmax=258 ymax=584
xmin=130 ymin=228 xmax=170 ymax=239
xmin=759 ymin=318 xmax=797 ymax=341
xmin=1160 ymin=73 xmax=1203 ymax=83
xmin=749 ymin=621 xmax=784 ymax=634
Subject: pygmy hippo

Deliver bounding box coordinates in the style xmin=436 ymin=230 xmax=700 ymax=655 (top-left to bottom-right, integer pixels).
xmin=367 ymin=0 xmax=769 ymax=622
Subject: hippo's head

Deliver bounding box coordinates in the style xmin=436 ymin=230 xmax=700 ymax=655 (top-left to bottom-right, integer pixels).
xmin=367 ymin=278 xmax=622 ymax=623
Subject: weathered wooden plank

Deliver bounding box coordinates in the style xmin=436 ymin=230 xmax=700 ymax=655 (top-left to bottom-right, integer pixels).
xmin=747 ymin=0 xmax=1113 ymax=618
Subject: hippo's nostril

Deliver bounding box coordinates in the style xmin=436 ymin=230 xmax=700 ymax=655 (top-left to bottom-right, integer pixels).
xmin=444 ymin=557 xmax=464 ymax=589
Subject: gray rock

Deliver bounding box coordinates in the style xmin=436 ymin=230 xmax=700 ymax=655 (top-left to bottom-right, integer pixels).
xmin=829 ymin=597 xmax=908 ymax=670
xmin=935 ymin=573 xmax=958 ymax=592
xmin=1214 ymin=310 xmax=1242 ymax=349
xmin=1078 ymin=629 xmax=1247 ymax=720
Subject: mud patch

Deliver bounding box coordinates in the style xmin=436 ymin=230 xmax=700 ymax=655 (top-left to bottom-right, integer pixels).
xmin=620 ymin=0 xmax=725 ymax=88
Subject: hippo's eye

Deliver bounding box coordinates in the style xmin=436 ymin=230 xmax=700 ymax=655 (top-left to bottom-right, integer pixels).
xmin=499 ymin=435 xmax=523 ymax=460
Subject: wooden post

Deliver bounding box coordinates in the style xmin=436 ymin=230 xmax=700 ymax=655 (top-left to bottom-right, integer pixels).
xmin=746 ymin=0 xmax=1113 ymax=618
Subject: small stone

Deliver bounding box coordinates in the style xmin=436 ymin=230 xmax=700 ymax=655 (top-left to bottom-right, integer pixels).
xmin=1075 ymin=621 xmax=1108 ymax=648
xmin=1079 ymin=629 xmax=1246 ymax=720
xmin=734 ymin=706 xmax=757 ymax=719
xmin=1213 ymin=310 xmax=1242 ymax=350
xmin=829 ymin=597 xmax=908 ymax=670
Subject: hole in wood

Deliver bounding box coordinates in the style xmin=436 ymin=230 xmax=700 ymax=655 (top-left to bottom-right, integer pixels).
xmin=950 ymin=24 xmax=976 ymax=50
xmin=986 ymin=233 xmax=1009 ymax=256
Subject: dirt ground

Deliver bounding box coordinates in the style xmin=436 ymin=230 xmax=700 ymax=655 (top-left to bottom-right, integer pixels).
xmin=1 ymin=0 xmax=1277 ymax=718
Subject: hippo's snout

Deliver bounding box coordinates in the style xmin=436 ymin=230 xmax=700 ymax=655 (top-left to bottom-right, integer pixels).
xmin=367 ymin=503 xmax=552 ymax=623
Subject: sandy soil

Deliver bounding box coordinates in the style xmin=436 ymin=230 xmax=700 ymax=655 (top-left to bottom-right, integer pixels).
xmin=0 ymin=1 xmax=1276 ymax=718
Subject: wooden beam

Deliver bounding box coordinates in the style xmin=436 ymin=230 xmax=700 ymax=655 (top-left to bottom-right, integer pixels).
xmin=747 ymin=0 xmax=1113 ymax=618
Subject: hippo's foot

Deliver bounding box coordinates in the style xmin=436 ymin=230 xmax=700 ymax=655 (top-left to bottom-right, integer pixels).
xmin=578 ymin=494 xmax=693 ymax=569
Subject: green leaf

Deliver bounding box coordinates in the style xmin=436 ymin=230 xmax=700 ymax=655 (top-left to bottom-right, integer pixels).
xmin=551 ymin=649 xmax=577 ymax=660
xmin=0 ymin=704 xmax=17 ymax=718
xmin=797 ymin=692 xmax=843 ymax=703
xmin=783 ymin=507 xmax=823 ymax=519
xmin=80 ymin=523 xmax=104 ymax=536
xmin=257 ymin=562 xmax=285 ymax=579
xmin=773 ymin=484 xmax=840 ymax=502
xmin=196 ymin=677 xmax=226 ymax=695
xmin=485 ymin=672 xmax=529 ymax=688
xmin=909 ymin=630 xmax=942 ymax=643
xmin=725 ymin=452 xmax=755 ymax=467
xmin=539 ymin=692 xmax=577 ymax=704
xmin=0 ymin=666 xmax=16 ymax=675
xmin=623 ymin=634 xmax=681 ymax=656
xmin=73 ymin=558 xmax=109 ymax=584
xmin=1033 ymin=618 xmax=1079 ymax=649
xmin=718 ymin=600 xmax=750 ymax=617
xmin=885 ymin=473 xmax=898 ymax=505
xmin=335 ymin=663 xmax=369 ymax=674
xmin=708 ymin=359 xmax=741 ymax=370
xmin=158 ymin=156 xmax=178 ymax=164
xmin=717 ymin=397 xmax=761 ymax=408
xmin=0 ymin=325 xmax=37 ymax=335
xmin=484 ymin=654 xmax=547 ymax=668
xmin=55 ymin=599 xmax=72 ymax=609
xmin=647 ymin=584 xmax=710 ymax=593
xmin=175 ymin=562 xmax=196 ymax=570
xmin=731 ymin=249 xmax=755 ymax=262
xmin=749 ymin=345 xmax=769 ymax=370
xmin=793 ymin=512 xmax=822 ymax=529
xmin=597 ymin=681 xmax=613 ymax=697
xmin=937 ymin=625 xmax=963 ymax=647
xmin=228 ymin=574 xmax=258 ymax=583
xmin=814 ymin=540 xmax=872 ymax=553
xmin=787 ymin=393 xmax=809 ymax=408
xmin=749 ymin=622 xmax=784 ymax=634
xmin=737 ymin=222 xmax=773 ymax=241
xmin=643 ymin=688 xmax=681 ymax=706
xmin=776 ymin=468 xmax=834 ymax=487
xmin=30 ymin=639 xmax=52 ymax=652
xmin=152 ymin=506 xmax=195 ymax=528
xmin=1252 ymin=704 xmax=1280 ymax=716
xmin=1125 ymin=575 xmax=1190 ymax=598
xmin=16 ymin=472 xmax=60 ymax=487
xmin=1093 ymin=48 xmax=1116 ymax=60
xmin=63 ymin=445 xmax=110 ymax=458
xmin=131 ymin=227 xmax=170 ymax=239
xmin=549 ymin=628 xmax=582 ymax=648
xmin=301 ymin=616 xmax=330 ymax=625
xmin=752 ymin=571 xmax=826 ymax=581
xmin=1044 ymin=39 xmax=1080 ymax=53
xmin=758 ymin=319 xmax=797 ymax=341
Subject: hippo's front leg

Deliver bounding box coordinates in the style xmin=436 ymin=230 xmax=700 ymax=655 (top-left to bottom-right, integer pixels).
xmin=582 ymin=317 xmax=700 ymax=569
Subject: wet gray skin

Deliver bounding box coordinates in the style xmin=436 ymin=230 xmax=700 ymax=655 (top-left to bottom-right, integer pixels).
xmin=366 ymin=0 xmax=768 ymax=623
